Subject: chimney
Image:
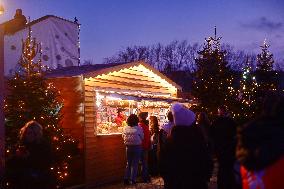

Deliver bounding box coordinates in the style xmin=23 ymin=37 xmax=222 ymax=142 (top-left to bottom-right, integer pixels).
xmin=14 ymin=9 xmax=23 ymax=19
xmin=14 ymin=9 xmax=27 ymax=25
xmin=3 ymin=9 xmax=27 ymax=34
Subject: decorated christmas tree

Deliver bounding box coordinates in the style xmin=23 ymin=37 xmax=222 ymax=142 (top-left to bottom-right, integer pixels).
xmin=4 ymin=25 xmax=78 ymax=187
xmin=237 ymin=57 xmax=258 ymax=118
xmin=255 ymin=40 xmax=278 ymax=105
xmin=257 ymin=39 xmax=274 ymax=72
xmin=192 ymin=27 xmax=236 ymax=117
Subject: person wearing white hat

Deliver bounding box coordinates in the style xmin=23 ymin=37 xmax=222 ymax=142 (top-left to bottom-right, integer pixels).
xmin=171 ymin=103 xmax=196 ymax=126
xmin=160 ymin=103 xmax=212 ymax=189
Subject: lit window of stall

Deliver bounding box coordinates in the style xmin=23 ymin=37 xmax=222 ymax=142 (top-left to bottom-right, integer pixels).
xmin=96 ymin=92 xmax=172 ymax=135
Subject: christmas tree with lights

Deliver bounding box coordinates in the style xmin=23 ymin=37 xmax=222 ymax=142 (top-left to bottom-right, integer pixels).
xmin=238 ymin=57 xmax=258 ymax=118
xmin=255 ymin=40 xmax=278 ymax=104
xmin=4 ymin=25 xmax=78 ymax=187
xmin=192 ymin=27 xmax=236 ymax=117
xmin=257 ymin=39 xmax=274 ymax=72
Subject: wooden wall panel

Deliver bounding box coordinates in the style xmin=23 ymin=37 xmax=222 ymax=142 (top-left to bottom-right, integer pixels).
xmin=84 ymin=80 xmax=126 ymax=188
xmin=47 ymin=76 xmax=85 ymax=186
xmin=84 ymin=81 xmax=96 ymax=188
xmin=86 ymin=136 xmax=126 ymax=188
xmin=48 ymin=77 xmax=84 ymax=148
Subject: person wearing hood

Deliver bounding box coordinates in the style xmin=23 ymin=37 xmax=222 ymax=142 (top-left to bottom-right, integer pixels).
xmin=160 ymin=103 xmax=212 ymax=189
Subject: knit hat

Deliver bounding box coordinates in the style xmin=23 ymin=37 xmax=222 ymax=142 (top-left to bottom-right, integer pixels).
xmin=171 ymin=103 xmax=196 ymax=126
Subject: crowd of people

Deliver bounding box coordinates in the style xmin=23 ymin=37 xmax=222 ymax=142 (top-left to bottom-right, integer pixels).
xmin=122 ymin=92 xmax=284 ymax=189
xmin=1 ymin=93 xmax=283 ymax=189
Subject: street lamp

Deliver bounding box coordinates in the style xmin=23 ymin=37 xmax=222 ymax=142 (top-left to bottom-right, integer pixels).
xmin=0 ymin=3 xmax=4 ymax=177
xmin=0 ymin=5 xmax=4 ymax=15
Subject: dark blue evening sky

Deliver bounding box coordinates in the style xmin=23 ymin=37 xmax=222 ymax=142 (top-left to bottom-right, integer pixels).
xmin=1 ymin=0 xmax=284 ymax=64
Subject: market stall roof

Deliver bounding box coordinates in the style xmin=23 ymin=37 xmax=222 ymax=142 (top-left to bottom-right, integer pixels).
xmin=46 ymin=61 xmax=182 ymax=90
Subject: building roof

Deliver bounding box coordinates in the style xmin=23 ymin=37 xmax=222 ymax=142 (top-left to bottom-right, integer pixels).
xmin=25 ymin=15 xmax=79 ymax=29
xmin=46 ymin=61 xmax=182 ymax=90
xmin=1 ymin=10 xmax=79 ymax=35
xmin=45 ymin=63 xmax=129 ymax=77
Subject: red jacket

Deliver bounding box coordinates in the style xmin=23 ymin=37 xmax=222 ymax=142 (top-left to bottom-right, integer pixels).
xmin=241 ymin=156 xmax=284 ymax=189
xmin=139 ymin=122 xmax=151 ymax=150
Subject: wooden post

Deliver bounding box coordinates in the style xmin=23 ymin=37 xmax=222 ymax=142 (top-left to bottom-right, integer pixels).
xmin=0 ymin=24 xmax=4 ymax=176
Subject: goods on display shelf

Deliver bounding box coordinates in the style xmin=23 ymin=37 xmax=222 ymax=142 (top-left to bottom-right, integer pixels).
xmin=97 ymin=121 xmax=125 ymax=134
xmin=96 ymin=94 xmax=172 ymax=135
xmin=96 ymin=105 xmax=128 ymax=135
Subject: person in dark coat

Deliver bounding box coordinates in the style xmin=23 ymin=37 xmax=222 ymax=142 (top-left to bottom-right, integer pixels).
xmin=196 ymin=112 xmax=211 ymax=148
xmin=237 ymin=92 xmax=284 ymax=189
xmin=160 ymin=103 xmax=212 ymax=189
xmin=210 ymin=105 xmax=239 ymax=189
xmin=5 ymin=121 xmax=54 ymax=189
xmin=237 ymin=116 xmax=284 ymax=189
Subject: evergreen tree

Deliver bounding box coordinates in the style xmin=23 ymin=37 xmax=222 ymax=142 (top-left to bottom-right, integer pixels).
xmin=257 ymin=39 xmax=274 ymax=72
xmin=4 ymin=26 xmax=78 ymax=187
xmin=238 ymin=57 xmax=258 ymax=118
xmin=255 ymin=40 xmax=278 ymax=107
xmin=192 ymin=27 xmax=236 ymax=117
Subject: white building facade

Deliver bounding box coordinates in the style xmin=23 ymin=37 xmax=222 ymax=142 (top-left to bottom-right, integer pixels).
xmin=3 ymin=10 xmax=80 ymax=76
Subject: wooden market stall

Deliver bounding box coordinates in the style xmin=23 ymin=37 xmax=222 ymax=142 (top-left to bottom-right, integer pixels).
xmin=47 ymin=61 xmax=183 ymax=188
